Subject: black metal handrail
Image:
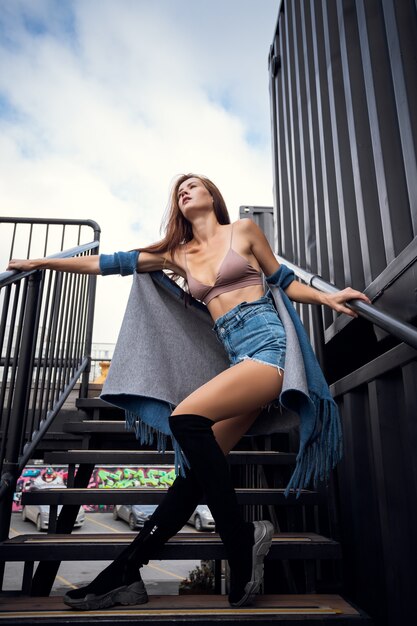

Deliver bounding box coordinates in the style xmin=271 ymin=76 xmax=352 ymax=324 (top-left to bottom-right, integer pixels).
xmin=0 ymin=218 xmax=100 ymax=541
xmin=1 ymin=217 xmax=100 ymax=262
xmin=0 ymin=241 xmax=99 ymax=287
xmin=276 ymin=254 xmax=417 ymax=351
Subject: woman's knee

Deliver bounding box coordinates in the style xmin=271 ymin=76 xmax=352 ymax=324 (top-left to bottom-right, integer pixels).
xmin=213 ymin=410 xmax=259 ymax=454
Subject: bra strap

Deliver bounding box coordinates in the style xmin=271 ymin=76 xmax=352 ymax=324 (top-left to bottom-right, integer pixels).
xmin=183 ymin=243 xmax=189 ymax=272
xmin=229 ymin=222 xmax=234 ymax=248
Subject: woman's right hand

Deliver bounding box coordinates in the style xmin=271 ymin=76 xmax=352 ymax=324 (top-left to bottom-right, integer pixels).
xmin=7 ymin=258 xmax=40 ymax=272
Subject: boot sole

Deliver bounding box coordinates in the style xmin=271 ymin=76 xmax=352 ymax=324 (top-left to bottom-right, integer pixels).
xmin=229 ymin=520 xmax=274 ymax=608
xmin=63 ymin=580 xmax=149 ymax=611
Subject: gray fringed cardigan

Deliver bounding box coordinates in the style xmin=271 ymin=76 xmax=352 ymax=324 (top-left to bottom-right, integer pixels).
xmin=100 ymin=262 xmax=342 ymax=494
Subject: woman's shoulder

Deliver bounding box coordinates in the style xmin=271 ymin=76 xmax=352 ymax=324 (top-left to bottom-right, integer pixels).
xmin=232 ymin=218 xmax=259 ymax=237
xmin=232 ymin=217 xmax=256 ymax=228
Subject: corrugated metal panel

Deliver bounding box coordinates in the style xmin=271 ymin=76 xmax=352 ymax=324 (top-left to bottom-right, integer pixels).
xmin=269 ymin=0 xmax=417 ymax=341
xmin=269 ymin=3 xmax=417 ymax=625
xmin=331 ymin=344 xmax=417 ymax=625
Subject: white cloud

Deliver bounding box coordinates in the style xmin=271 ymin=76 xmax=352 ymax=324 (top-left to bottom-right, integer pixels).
xmin=0 ymin=0 xmax=278 ymax=342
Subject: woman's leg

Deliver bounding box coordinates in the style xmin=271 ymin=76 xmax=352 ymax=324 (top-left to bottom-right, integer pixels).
xmin=64 ymin=405 xmax=261 ymax=610
xmin=113 ymin=408 xmax=262 ymax=570
xmin=169 ymin=359 xmax=282 ymax=607
xmin=172 ymin=358 xmax=283 ymax=421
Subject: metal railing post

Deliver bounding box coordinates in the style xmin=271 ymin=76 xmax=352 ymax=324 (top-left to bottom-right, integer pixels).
xmin=0 ymin=271 xmax=41 ymax=541
xmin=80 ymin=273 xmax=97 ymax=399
xmin=311 ymin=305 xmax=327 ymax=373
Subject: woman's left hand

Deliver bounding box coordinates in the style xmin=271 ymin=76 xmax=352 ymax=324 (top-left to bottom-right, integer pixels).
xmin=323 ymin=287 xmax=372 ymax=318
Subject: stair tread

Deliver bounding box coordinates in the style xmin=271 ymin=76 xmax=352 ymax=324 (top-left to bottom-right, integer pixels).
xmin=0 ymin=594 xmax=369 ymax=622
xmin=76 ymin=398 xmax=121 ymax=408
xmin=63 ymin=420 xmax=131 ymax=432
xmin=44 ymin=449 xmax=296 ymax=465
xmin=0 ymin=530 xmax=341 ymax=561
xmin=3 ymin=531 xmax=339 ymax=546
xmin=21 ymin=487 xmax=317 ymax=505
xmin=0 ymin=533 xmax=342 ymax=562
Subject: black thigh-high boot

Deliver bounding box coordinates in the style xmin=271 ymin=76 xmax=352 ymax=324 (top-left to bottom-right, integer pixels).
xmin=169 ymin=413 xmax=273 ymax=607
xmin=63 ymin=469 xmax=203 ymax=610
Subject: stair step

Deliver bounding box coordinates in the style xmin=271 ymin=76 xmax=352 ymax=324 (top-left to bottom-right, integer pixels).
xmin=74 ymin=398 xmax=125 ymax=421
xmin=44 ymin=449 xmax=297 ymax=466
xmin=76 ymin=397 xmax=122 ymax=410
xmin=0 ymin=532 xmax=341 ymax=562
xmin=22 ymin=488 xmax=317 ymax=506
xmin=63 ymin=420 xmax=132 ymax=433
xmin=0 ymin=594 xmax=371 ymax=624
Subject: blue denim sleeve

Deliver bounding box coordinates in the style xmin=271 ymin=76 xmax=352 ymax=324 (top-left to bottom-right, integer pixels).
xmin=265 ymin=264 xmax=295 ymax=290
xmin=99 ymin=251 xmax=140 ymax=276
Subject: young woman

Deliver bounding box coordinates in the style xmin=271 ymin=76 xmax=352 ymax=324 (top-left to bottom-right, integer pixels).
xmin=8 ymin=174 xmax=370 ymax=611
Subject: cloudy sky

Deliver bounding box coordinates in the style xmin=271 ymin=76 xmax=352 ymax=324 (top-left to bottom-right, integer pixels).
xmin=0 ymin=0 xmax=279 ymax=344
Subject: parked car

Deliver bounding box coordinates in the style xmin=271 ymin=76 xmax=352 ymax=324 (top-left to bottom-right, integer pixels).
xmin=113 ymin=504 xmax=158 ymax=530
xmin=187 ymin=505 xmax=215 ymax=532
xmin=22 ymin=504 xmax=85 ymax=532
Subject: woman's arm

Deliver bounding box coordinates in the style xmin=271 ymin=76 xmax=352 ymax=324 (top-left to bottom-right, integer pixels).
xmin=7 ymin=244 xmax=185 ymax=277
xmin=7 ymin=256 xmax=101 ymax=274
xmin=284 ymin=281 xmax=370 ymax=318
xmin=245 ymin=218 xmax=371 ymax=318
xmin=135 ymin=250 xmax=186 ymax=277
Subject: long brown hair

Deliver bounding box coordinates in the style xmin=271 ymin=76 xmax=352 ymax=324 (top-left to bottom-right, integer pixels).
xmin=139 ymin=174 xmax=231 ymax=257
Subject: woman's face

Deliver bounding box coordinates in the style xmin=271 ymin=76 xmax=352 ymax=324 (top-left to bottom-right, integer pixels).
xmin=177 ymin=177 xmax=213 ymax=217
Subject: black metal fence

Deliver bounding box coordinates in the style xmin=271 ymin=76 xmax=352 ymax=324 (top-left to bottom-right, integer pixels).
xmin=0 ymin=218 xmax=100 ymax=541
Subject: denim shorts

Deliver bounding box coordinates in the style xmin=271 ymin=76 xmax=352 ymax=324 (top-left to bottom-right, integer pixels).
xmin=212 ymin=295 xmax=286 ymax=373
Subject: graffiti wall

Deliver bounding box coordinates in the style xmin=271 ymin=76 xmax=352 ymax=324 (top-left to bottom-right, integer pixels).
xmin=13 ymin=465 xmax=175 ymax=512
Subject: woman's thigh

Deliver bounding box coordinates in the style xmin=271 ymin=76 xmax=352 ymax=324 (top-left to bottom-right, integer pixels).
xmin=171 ymin=359 xmax=283 ymax=423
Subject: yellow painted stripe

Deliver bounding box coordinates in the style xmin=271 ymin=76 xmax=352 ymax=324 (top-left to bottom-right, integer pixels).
xmin=24 ymin=536 xmax=312 ymax=544
xmin=54 ymin=574 xmax=78 ymax=590
xmin=146 ymin=563 xmax=184 ymax=580
xmin=87 ymin=514 xmax=194 ymax=581
xmin=25 ymin=537 xmax=127 ymax=543
xmin=84 ymin=514 xmax=123 ymax=533
xmin=0 ymin=608 xmax=343 ymax=618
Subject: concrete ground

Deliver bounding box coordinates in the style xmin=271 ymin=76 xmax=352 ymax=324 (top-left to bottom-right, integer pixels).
xmin=5 ymin=511 xmax=202 ymax=596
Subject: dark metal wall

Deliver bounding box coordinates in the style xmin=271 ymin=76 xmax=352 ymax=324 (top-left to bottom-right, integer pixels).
xmin=269 ymin=2 xmax=417 ymax=624
xmin=330 ymin=343 xmax=417 ymax=626
xmin=269 ymin=0 xmax=417 ymax=346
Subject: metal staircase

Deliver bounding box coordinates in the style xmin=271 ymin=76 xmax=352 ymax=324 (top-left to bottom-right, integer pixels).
xmin=0 ymin=215 xmax=381 ymax=623
xmin=0 ymin=385 xmax=371 ymax=623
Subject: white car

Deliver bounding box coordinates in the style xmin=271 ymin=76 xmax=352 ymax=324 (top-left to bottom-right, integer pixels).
xmin=22 ymin=504 xmax=85 ymax=531
xmin=187 ymin=505 xmax=215 ymax=532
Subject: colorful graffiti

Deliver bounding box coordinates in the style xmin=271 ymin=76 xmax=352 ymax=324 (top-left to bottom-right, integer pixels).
xmin=96 ymin=467 xmax=176 ymax=488
xmin=13 ymin=465 xmax=175 ymax=512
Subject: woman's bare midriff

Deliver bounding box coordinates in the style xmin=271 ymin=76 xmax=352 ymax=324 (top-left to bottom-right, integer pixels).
xmin=208 ymin=284 xmax=265 ymax=322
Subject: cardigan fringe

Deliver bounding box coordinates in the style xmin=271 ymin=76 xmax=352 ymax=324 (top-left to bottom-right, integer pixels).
xmin=125 ymin=410 xmax=188 ymax=476
xmin=283 ymin=393 xmax=343 ymax=496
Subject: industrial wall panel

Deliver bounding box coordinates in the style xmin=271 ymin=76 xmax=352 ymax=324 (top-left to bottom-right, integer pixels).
xmin=332 ymin=349 xmax=417 ymax=625
xmin=269 ymin=0 xmax=417 ymax=342
xmin=270 ymin=3 xmax=417 ymax=625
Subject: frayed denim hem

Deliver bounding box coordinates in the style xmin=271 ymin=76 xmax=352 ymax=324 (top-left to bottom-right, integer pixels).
xmin=235 ymin=355 xmax=285 ymax=376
